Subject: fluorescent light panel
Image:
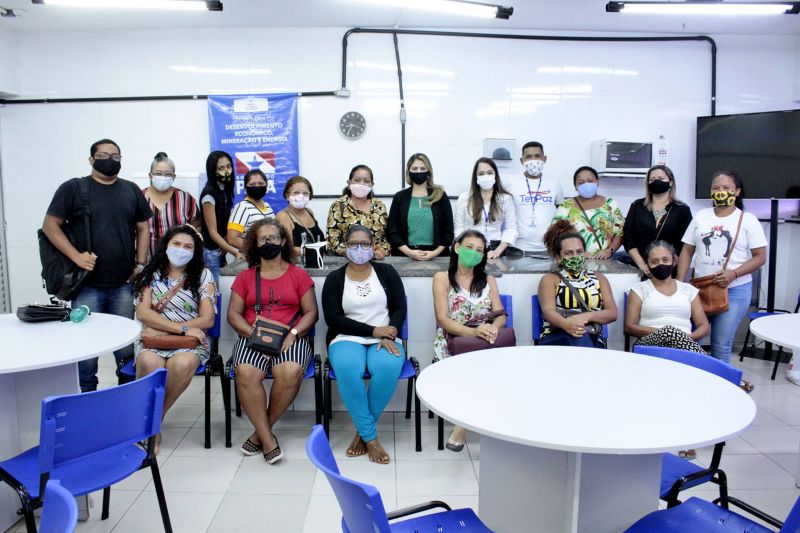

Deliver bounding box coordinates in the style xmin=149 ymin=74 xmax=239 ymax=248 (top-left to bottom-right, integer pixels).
xmin=350 ymin=0 xmax=511 ymax=19
xmin=32 ymin=0 xmax=222 ymax=11
xmin=607 ymin=1 xmax=799 ymax=15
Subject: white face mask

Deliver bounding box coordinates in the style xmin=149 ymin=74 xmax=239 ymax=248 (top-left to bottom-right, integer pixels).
xmin=289 ymin=193 xmax=310 ymax=209
xmin=350 ymin=183 xmax=372 ymax=199
xmin=151 ymin=175 xmax=174 ymax=192
xmin=166 ymin=246 xmax=193 ymax=268
xmin=523 ymin=159 xmax=544 ymax=177
xmin=477 ymin=174 xmax=496 ymax=190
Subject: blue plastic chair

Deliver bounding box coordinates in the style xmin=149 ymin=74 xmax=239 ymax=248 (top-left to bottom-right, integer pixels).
xmin=625 ymin=494 xmax=800 ymax=532
xmin=306 ymin=425 xmax=493 ymax=532
xmin=39 ymin=480 xmax=78 ymax=533
xmin=738 ymin=290 xmax=799 ymax=380
xmin=323 ymin=317 xmax=421 ymax=451
xmin=0 ymin=368 xmax=171 ymax=533
xmin=633 ymin=345 xmax=743 ymax=508
xmin=531 ymin=295 xmax=608 ymax=345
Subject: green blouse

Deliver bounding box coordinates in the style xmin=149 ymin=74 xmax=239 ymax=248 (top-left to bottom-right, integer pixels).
xmin=407 ymin=196 xmax=434 ymax=247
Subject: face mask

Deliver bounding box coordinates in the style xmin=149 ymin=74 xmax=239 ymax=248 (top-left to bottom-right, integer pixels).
xmin=711 ymin=190 xmax=736 ymax=208
xmin=350 ymin=183 xmax=372 ymax=199
xmin=577 ymin=182 xmax=598 ymax=199
xmin=166 ymin=246 xmax=194 ymax=268
xmin=93 ymin=158 xmax=121 ymax=177
xmin=246 ymin=185 xmax=267 ymax=201
xmin=346 ymin=245 xmax=374 ymax=265
xmin=648 ymin=180 xmax=671 ymax=195
xmin=523 ymin=159 xmax=544 ymax=177
xmin=151 ymin=175 xmax=174 ymax=192
xmin=457 ymin=247 xmax=484 ymax=268
xmin=561 ymin=255 xmax=585 ymax=274
xmin=289 ymin=194 xmax=310 ymax=209
xmin=258 ymin=242 xmax=282 ymax=260
xmin=409 ymin=171 xmax=430 ymax=185
xmin=650 ymin=263 xmax=674 ymax=280
xmin=216 ymin=171 xmax=232 ymax=183
xmin=477 ymin=175 xmax=496 ymax=190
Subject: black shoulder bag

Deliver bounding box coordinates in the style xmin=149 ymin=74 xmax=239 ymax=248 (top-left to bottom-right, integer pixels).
xmin=557 ymin=273 xmax=606 ymax=348
xmin=38 ymin=177 xmax=92 ymax=301
xmin=245 ymin=267 xmax=301 ymax=358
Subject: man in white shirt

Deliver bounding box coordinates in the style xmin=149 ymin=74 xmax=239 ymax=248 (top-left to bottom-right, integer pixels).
xmin=511 ymin=141 xmax=563 ymax=255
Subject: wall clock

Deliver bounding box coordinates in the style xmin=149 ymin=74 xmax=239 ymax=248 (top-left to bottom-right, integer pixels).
xmin=339 ymin=111 xmax=366 ymax=140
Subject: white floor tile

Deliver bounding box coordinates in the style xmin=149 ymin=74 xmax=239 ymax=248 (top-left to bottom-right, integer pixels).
xmin=170 ymin=427 xmax=251 ymax=458
xmin=161 ymin=402 xmax=204 ymax=428
xmin=207 ymin=494 xmax=310 ymax=533
xmin=729 ymin=488 xmax=800 ymax=524
xmin=228 ymin=455 xmax=318 ymax=495
xmin=312 ymin=460 xmax=397 ymax=497
xmin=741 ymin=425 xmax=800 ymax=454
xmin=394 ymin=430 xmax=468 ymax=461
xmin=721 ymin=454 xmax=797 ymax=490
xmin=302 ymin=495 xmax=344 ymax=533
xmin=767 ymin=453 xmax=798 ymax=476
xmin=149 ymin=456 xmax=241 ymax=493
xmin=111 ymin=491 xmax=224 ymax=533
xmin=395 ymin=460 xmax=478 ymax=496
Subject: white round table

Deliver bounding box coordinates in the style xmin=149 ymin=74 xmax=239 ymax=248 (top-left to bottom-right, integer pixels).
xmin=0 ymin=313 xmax=140 ymax=529
xmin=416 ymin=346 xmax=756 ymax=533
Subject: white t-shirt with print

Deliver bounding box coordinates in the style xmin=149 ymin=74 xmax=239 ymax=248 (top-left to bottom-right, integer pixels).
xmin=511 ymin=173 xmax=563 ymax=252
xmin=682 ymin=208 xmax=768 ymax=288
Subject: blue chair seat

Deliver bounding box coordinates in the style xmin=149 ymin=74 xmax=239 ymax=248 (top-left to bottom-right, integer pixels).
xmin=747 ymin=310 xmax=778 ymax=321
xmin=377 ymin=507 xmax=492 ymax=532
xmin=660 ymin=454 xmax=711 ymax=498
xmin=327 ymin=358 xmax=417 ymax=382
xmin=625 ymin=497 xmax=776 ymax=532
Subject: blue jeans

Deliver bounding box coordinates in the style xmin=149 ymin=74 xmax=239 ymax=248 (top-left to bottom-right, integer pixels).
xmin=204 ymin=247 xmax=225 ymax=287
xmin=327 ymin=341 xmax=405 ymax=442
xmin=709 ymin=282 xmax=752 ymax=364
xmin=539 ymin=329 xmax=605 ymax=348
xmin=73 ymin=283 xmax=135 ymax=392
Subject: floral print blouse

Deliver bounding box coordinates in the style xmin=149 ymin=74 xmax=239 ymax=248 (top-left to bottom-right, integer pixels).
xmin=326 ymin=195 xmax=391 ymax=256
xmin=553 ymin=197 xmax=624 ymax=254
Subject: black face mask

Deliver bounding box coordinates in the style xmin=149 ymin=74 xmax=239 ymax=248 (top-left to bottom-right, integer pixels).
xmin=258 ymin=242 xmax=282 ymax=260
xmin=650 ymin=263 xmax=674 ymax=280
xmin=409 ymin=171 xmax=430 ymax=185
xmin=93 ymin=158 xmax=121 ymax=178
xmin=648 ymin=180 xmax=671 ymax=195
xmin=246 ymin=185 xmax=267 ymax=200
xmin=217 ymin=172 xmax=232 ymax=183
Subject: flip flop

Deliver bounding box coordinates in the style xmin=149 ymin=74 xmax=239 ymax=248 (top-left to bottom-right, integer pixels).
xmin=739 ymin=380 xmax=755 ymax=393
xmin=678 ymin=449 xmax=697 ymax=460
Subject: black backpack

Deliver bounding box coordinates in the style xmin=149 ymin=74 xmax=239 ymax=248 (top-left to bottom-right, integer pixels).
xmin=38 ymin=177 xmax=92 ymax=301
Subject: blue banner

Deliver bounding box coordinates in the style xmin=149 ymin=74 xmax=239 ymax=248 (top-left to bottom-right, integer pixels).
xmin=208 ymin=93 xmax=299 ymax=214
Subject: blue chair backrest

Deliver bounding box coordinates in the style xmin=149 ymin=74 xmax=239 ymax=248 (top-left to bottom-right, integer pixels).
xmin=39 ymin=480 xmax=78 ymax=533
xmin=306 ymin=425 xmax=391 ymax=533
xmin=208 ymin=293 xmax=222 ymax=338
xmin=531 ymin=295 xmax=543 ymax=341
xmin=633 ymin=346 xmax=743 ymax=385
xmin=780 ymin=495 xmax=800 ymax=532
xmin=38 ymin=368 xmax=167 ymax=475
xmin=499 ymin=293 xmax=513 ymax=329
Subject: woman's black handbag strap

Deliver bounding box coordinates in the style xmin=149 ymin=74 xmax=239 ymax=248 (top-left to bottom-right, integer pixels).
xmin=254 ymin=266 xmax=301 ymax=326
xmin=557 ymin=272 xmax=592 ymax=313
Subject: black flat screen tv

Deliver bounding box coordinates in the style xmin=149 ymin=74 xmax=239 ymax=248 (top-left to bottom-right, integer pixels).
xmin=696 ymin=109 xmax=800 ymax=200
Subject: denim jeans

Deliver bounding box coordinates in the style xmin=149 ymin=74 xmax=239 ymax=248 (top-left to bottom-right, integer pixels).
xmin=72 ymin=283 xmax=135 ymax=392
xmin=708 ymin=282 xmax=752 ymax=364
xmin=204 ymin=247 xmax=225 ymax=288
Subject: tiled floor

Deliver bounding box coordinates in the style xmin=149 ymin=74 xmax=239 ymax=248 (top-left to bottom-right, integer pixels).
xmin=6 ymin=353 xmax=800 ymax=532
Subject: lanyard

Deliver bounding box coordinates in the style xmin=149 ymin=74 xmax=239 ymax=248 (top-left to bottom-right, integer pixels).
xmin=482 ymin=206 xmax=491 ymax=235
xmin=526 ymin=177 xmax=543 ymax=214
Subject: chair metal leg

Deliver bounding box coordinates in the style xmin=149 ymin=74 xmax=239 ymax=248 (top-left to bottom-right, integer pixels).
xmin=414 ymin=378 xmax=421 ymax=452
xmin=624 ymin=334 xmax=630 ymax=352
xmin=234 ymin=384 xmax=242 ymax=418
xmin=150 ymin=462 xmax=173 ymax=533
xmin=405 ymin=379 xmax=412 ymax=419
xmin=314 ymin=357 xmax=324 ymax=425
xmin=717 ymin=469 xmax=729 ymax=509
xmin=437 ymin=416 xmax=444 ymax=450
xmin=323 ymin=375 xmax=332 ymax=437
xmin=739 ymin=329 xmax=752 ymax=361
xmin=427 ymin=409 xmax=434 ymax=419
xmin=204 ymin=366 xmax=211 ymax=449
xmin=21 ymin=499 xmax=36 ymax=533
xmin=771 ymin=347 xmax=784 ymax=380
xmin=219 ymin=368 xmax=232 ymax=448
xmin=101 ymin=486 xmax=111 ymax=519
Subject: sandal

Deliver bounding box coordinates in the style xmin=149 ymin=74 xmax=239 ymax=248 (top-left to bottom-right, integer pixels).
xmin=346 ymin=435 xmax=367 ymax=457
xmin=446 ymin=435 xmax=465 ymax=453
xmin=365 ymin=439 xmax=390 ymax=465
xmin=240 ymin=437 xmax=263 ymax=457
xmin=740 ymin=380 xmax=755 ymax=393
xmin=678 ymin=449 xmax=697 ymax=459
xmin=264 ymin=435 xmax=283 ymax=465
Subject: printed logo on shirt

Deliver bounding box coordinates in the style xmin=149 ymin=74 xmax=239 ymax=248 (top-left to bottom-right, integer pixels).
xmin=699 ymin=224 xmax=733 ymax=266
xmin=518 ymin=191 xmax=555 ymax=204
xmin=235 ymin=151 xmax=277 ymax=196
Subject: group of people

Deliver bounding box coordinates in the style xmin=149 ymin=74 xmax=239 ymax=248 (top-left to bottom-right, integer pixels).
xmin=41 ymin=137 xmax=768 ymax=463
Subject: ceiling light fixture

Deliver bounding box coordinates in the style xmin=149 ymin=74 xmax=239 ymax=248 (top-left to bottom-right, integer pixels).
xmin=352 ymin=0 xmax=513 ymax=20
xmin=606 ymin=1 xmax=799 ymax=15
xmin=31 ymin=0 xmax=223 ymax=11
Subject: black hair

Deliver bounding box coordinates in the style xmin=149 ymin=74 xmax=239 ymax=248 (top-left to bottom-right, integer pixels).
xmin=448 ymin=230 xmax=489 ymax=296
xmin=572 ymin=165 xmax=599 ymax=185
xmin=521 ymin=141 xmax=544 ymax=155
xmin=644 ymin=239 xmax=676 ymax=262
xmin=90 ymin=138 xmax=120 ymax=157
xmin=243 ymin=218 xmax=293 ymax=266
xmin=711 ymin=169 xmax=746 ymax=210
xmin=344 ymin=224 xmax=374 ymax=245
xmin=133 ymin=225 xmax=206 ymax=301
xmin=203 ymin=150 xmax=235 ymax=211
xmin=468 ymin=157 xmax=509 ymax=225
xmin=150 ymin=152 xmax=175 ymax=173
xmin=244 ymin=168 xmax=268 ymax=186
xmin=543 ymin=220 xmax=585 ymax=258
xmin=342 ymin=164 xmax=375 ymax=199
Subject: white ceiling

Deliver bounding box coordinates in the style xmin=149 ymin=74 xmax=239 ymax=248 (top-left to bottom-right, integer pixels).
xmin=0 ymin=0 xmax=799 ymax=35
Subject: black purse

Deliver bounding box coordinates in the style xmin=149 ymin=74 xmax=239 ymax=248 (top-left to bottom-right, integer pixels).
xmin=245 ymin=267 xmax=301 ymax=358
xmin=17 ymin=302 xmax=71 ymax=323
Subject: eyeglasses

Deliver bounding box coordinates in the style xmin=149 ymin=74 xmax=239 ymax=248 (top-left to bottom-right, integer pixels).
xmin=94 ymin=152 xmax=122 ymax=162
xmin=346 ymin=241 xmax=372 ymax=250
xmin=152 ymin=173 xmax=175 ymax=179
xmin=258 ymin=235 xmax=283 ymax=245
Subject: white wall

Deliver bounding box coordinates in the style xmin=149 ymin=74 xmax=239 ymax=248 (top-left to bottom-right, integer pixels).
xmin=0 ymin=27 xmax=19 ymax=96
xmin=1 ymin=27 xmax=799 ymax=309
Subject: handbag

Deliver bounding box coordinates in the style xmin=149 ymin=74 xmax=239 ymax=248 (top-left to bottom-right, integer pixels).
xmin=690 ymin=211 xmax=744 ymax=316
xmin=140 ymin=279 xmax=200 ymax=351
xmin=16 ymin=302 xmax=71 ymax=323
xmin=246 ymin=267 xmax=301 ymax=358
xmin=445 ymin=309 xmax=516 ymax=356
xmin=556 ymin=273 xmax=606 ymax=348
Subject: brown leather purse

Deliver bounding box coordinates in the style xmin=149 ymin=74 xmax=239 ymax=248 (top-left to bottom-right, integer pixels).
xmin=140 ymin=279 xmax=200 ymax=351
xmin=690 ymin=212 xmax=744 ymax=316
xmin=445 ymin=309 xmax=516 ymax=355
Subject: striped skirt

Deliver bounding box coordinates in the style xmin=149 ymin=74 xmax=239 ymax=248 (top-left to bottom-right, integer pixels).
xmin=230 ymin=335 xmax=312 ymax=374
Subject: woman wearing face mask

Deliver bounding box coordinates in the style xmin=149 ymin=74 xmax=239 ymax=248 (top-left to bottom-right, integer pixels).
xmin=227 ymin=218 xmax=318 ymax=463
xmin=227 ymin=169 xmax=275 ymax=252
xmin=553 ymin=166 xmax=624 ymax=260
xmin=387 ymin=153 xmax=454 ymax=260
xmin=677 ymin=170 xmax=767 ymax=379
xmin=275 ymin=175 xmax=325 ymax=257
xmin=538 ymin=220 xmax=617 ymax=347
xmin=326 ymin=164 xmax=391 ymax=258
xmin=623 ymin=166 xmax=693 ymax=279
xmin=132 ymin=225 xmax=216 ymax=454
xmin=142 ymin=152 xmax=200 ymax=257
xmin=454 ymin=158 xmax=517 ymax=259
xmin=432 ymin=230 xmax=506 ymax=451
xmin=322 ymin=225 xmax=407 ymax=464
xmin=200 ymin=150 xmax=240 ymax=285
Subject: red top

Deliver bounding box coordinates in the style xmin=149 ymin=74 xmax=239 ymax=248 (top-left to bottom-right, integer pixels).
xmin=231 ymin=264 xmax=314 ymax=326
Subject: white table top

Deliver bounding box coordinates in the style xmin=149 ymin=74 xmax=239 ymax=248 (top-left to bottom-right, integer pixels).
xmin=750 ymin=314 xmax=800 ymax=352
xmin=416 ymin=346 xmax=756 ymax=454
xmin=0 ymin=313 xmax=141 ymax=374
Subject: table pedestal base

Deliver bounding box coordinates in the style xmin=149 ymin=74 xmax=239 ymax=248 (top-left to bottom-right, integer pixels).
xmin=480 ymin=436 xmax=661 ymax=533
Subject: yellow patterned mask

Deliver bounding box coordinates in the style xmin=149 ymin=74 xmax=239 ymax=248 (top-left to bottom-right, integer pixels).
xmin=711 ymin=190 xmax=736 ymax=207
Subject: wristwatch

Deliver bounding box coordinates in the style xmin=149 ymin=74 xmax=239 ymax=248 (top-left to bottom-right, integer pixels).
xmin=180 ymin=325 xmax=188 ymax=336
xmin=290 ymin=328 xmax=298 ymax=336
